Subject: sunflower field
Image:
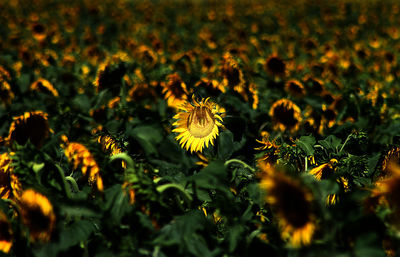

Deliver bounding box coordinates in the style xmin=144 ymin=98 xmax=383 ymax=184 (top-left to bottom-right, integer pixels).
xmin=1 ymin=0 xmax=400 ymax=256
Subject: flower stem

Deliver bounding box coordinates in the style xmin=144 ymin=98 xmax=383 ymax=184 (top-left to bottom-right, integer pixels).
xmin=224 ymin=159 xmax=255 ymax=172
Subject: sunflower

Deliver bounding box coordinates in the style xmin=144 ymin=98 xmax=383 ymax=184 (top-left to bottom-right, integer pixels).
xmin=97 ymin=134 xmax=125 ymax=168
xmin=93 ymin=58 xmax=126 ymax=96
xmin=309 ymin=159 xmax=342 ymax=205
xmin=0 ymin=153 xmax=22 ymax=199
xmin=0 ymin=211 xmax=12 ymax=253
xmin=381 ymin=147 xmax=400 ymax=179
xmin=6 ymin=111 xmax=50 ymax=148
xmin=219 ymin=52 xmax=246 ymax=95
xmin=18 ymin=189 xmax=56 ymax=242
xmin=265 ymin=55 xmax=286 ymax=77
xmin=285 ymin=80 xmax=306 ymax=98
xmin=269 ymin=99 xmax=302 ymax=133
xmin=63 ymin=141 xmax=103 ymax=192
xmin=195 ymin=78 xmax=226 ymax=96
xmin=30 ymin=78 xmax=59 ymax=97
xmin=30 ymin=23 xmax=47 ymax=41
xmin=172 ymin=96 xmax=225 ymax=153
xmin=259 ymin=164 xmax=316 ymax=247
xmin=161 ymin=73 xmax=189 ymax=109
xmin=255 ymin=132 xmax=280 ymax=168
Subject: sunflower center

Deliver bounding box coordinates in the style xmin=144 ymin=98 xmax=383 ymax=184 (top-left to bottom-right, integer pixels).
xmin=0 ymin=220 xmax=12 ymax=242
xmin=187 ymin=106 xmax=215 ymax=138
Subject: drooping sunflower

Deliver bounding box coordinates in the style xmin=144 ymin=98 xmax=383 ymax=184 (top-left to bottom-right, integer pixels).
xmin=285 ymin=80 xmax=306 ymax=98
xmin=63 ymin=141 xmax=103 ymax=192
xmin=255 ymin=131 xmax=280 ymax=168
xmin=6 ymin=111 xmax=50 ymax=148
xmin=18 ymin=189 xmax=56 ymax=242
xmin=0 ymin=211 xmax=12 ymax=253
xmin=161 ymin=73 xmax=189 ymax=108
xmin=309 ymin=159 xmax=341 ymax=205
xmin=30 ymin=78 xmax=59 ymax=97
xmin=0 ymin=153 xmax=22 ymax=199
xmin=172 ymin=96 xmax=225 ymax=153
xmin=269 ymin=99 xmax=302 ymax=133
xmin=259 ymin=164 xmax=316 ymax=247
xmin=97 ymin=134 xmax=125 ymax=168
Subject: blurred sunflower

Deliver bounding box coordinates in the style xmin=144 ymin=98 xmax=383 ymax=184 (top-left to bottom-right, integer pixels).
xmin=6 ymin=111 xmax=50 ymax=148
xmin=30 ymin=78 xmax=59 ymax=97
xmin=0 ymin=153 xmax=22 ymax=199
xmin=259 ymin=164 xmax=316 ymax=247
xmin=161 ymin=73 xmax=189 ymax=108
xmin=265 ymin=55 xmax=286 ymax=77
xmin=380 ymin=147 xmax=400 ymax=179
xmin=63 ymin=141 xmax=103 ymax=192
xmin=195 ymin=78 xmax=225 ymax=96
xmin=269 ymin=99 xmax=302 ymax=133
xmin=93 ymin=58 xmax=126 ymax=96
xmin=371 ymin=163 xmax=400 ymax=228
xmin=0 ymin=211 xmax=12 ymax=253
xmin=219 ymin=52 xmax=245 ymax=95
xmin=285 ymin=80 xmax=306 ymax=98
xmin=18 ymin=189 xmax=56 ymax=242
xmin=172 ymin=96 xmax=225 ymax=153
xmin=30 ymin=23 xmax=47 ymax=41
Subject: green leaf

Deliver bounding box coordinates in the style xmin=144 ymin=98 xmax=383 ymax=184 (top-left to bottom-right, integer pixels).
xmin=296 ymin=135 xmax=316 ymax=156
xmin=218 ymin=130 xmax=234 ymax=160
xmin=318 ymin=135 xmax=342 ymax=152
xmin=129 ymin=125 xmax=163 ymax=156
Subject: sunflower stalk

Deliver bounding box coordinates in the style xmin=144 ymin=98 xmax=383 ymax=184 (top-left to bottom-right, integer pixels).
xmin=156 ymin=183 xmax=193 ymax=204
xmin=224 ymin=159 xmax=255 ymax=173
xmin=54 ymin=164 xmax=73 ymax=198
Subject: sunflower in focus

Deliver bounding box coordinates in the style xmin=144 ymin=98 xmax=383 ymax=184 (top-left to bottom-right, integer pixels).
xmin=6 ymin=111 xmax=50 ymax=148
xmin=269 ymin=99 xmax=302 ymax=133
xmin=97 ymin=134 xmax=126 ymax=168
xmin=30 ymin=78 xmax=59 ymax=97
xmin=259 ymin=164 xmax=316 ymax=247
xmin=255 ymin=132 xmax=280 ymax=168
xmin=161 ymin=73 xmax=189 ymax=108
xmin=0 ymin=211 xmax=12 ymax=253
xmin=63 ymin=141 xmax=103 ymax=192
xmin=18 ymin=189 xmax=56 ymax=242
xmin=172 ymin=96 xmax=225 ymax=153
xmin=0 ymin=153 xmax=22 ymax=199
xmin=380 ymin=147 xmax=400 ymax=179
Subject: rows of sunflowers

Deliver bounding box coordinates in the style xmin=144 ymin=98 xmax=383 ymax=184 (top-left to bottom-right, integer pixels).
xmin=1 ymin=0 xmax=400 ymax=256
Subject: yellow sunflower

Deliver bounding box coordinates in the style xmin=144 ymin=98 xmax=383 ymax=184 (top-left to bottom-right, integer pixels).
xmin=18 ymin=189 xmax=56 ymax=242
xmin=6 ymin=111 xmax=50 ymax=148
xmin=0 ymin=211 xmax=12 ymax=253
xmin=0 ymin=153 xmax=22 ymax=199
xmin=269 ymin=99 xmax=302 ymax=133
xmin=172 ymin=96 xmax=225 ymax=153
xmin=161 ymin=73 xmax=189 ymax=108
xmin=63 ymin=141 xmax=103 ymax=192
xmin=259 ymin=164 xmax=316 ymax=247
xmin=309 ymin=159 xmax=345 ymax=205
xmin=97 ymin=134 xmax=126 ymax=169
xmin=30 ymin=78 xmax=59 ymax=97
